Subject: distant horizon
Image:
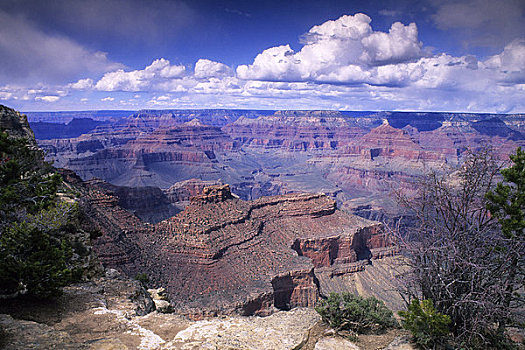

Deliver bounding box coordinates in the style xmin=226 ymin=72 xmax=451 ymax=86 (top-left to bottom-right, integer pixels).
xmin=1 ymin=0 xmax=524 ymax=113
xmin=21 ymin=107 xmax=524 ymax=116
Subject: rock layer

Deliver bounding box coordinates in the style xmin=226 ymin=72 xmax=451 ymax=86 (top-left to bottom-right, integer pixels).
xmin=69 ymin=177 xmax=394 ymax=318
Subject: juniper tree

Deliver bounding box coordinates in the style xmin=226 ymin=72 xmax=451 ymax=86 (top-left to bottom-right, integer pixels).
xmin=486 ymin=147 xmax=525 ymax=335
xmin=395 ymin=149 xmax=523 ymax=348
xmin=0 ymin=131 xmax=78 ymax=298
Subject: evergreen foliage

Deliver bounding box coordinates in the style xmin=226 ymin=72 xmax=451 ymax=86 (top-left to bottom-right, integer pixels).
xmin=399 ymin=299 xmax=451 ymax=349
xmin=487 ymin=147 xmax=525 ymax=239
xmin=486 ymin=147 xmax=525 ymax=335
xmin=0 ymin=130 xmax=79 ymax=298
xmin=315 ymin=292 xmax=398 ymax=336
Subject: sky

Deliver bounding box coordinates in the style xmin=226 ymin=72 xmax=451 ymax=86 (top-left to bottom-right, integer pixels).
xmin=0 ymin=0 xmax=524 ymax=113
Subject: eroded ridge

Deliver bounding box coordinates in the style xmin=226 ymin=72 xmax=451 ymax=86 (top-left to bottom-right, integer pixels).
xmin=75 ymin=180 xmax=395 ymax=318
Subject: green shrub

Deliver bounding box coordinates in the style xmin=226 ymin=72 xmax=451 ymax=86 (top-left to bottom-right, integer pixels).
xmin=0 ymin=222 xmax=73 ymax=298
xmin=315 ymin=292 xmax=398 ymax=336
xmin=399 ymin=299 xmax=451 ymax=349
xmin=0 ymin=131 xmax=80 ymax=298
xmin=135 ymin=273 xmax=149 ymax=286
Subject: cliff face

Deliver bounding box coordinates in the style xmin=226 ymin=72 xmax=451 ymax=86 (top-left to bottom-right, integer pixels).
xmin=224 ymin=110 xmax=365 ymax=152
xmin=0 ymin=105 xmax=37 ymax=145
xmin=32 ymin=109 xmax=525 ymax=224
xmin=73 ymin=180 xmax=394 ymax=318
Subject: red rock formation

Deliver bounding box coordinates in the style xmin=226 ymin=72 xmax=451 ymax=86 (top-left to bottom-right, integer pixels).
xmin=47 ymin=122 xmax=239 ymax=188
xmin=223 ymin=110 xmax=366 ymax=152
xmin=343 ymin=122 xmax=443 ymax=162
xmin=36 ymin=109 xmax=525 ymax=229
xmin=164 ymin=178 xmax=221 ymax=203
xmin=71 ymin=178 xmax=394 ymax=318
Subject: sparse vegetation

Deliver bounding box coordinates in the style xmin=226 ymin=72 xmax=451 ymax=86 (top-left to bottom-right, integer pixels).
xmin=315 ymin=292 xmax=398 ymax=339
xmin=395 ymin=148 xmax=525 ymax=349
xmin=399 ymin=299 xmax=451 ymax=349
xmin=135 ymin=272 xmax=150 ymax=286
xmin=0 ymin=131 xmax=81 ymax=298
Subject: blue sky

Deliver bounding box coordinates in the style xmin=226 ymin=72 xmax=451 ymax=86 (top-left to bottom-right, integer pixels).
xmin=0 ymin=0 xmax=524 ymax=112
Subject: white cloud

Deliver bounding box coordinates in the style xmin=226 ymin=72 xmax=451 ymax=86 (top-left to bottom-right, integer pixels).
xmin=5 ymin=11 xmax=524 ymax=114
xmin=147 ymin=58 xmax=186 ymax=78
xmin=237 ymin=45 xmax=302 ymax=81
xmin=95 ymin=58 xmax=186 ymax=91
xmin=360 ymin=22 xmax=422 ymax=65
xmin=35 ymin=95 xmax=60 ymax=102
xmin=306 ymin=13 xmax=372 ymax=40
xmin=194 ymin=59 xmax=233 ymax=79
xmin=485 ymin=39 xmax=525 ymax=83
xmin=0 ymin=10 xmax=122 ymax=85
xmin=0 ymin=92 xmax=13 ymax=100
xmin=69 ymin=78 xmax=94 ymax=90
xmin=237 ymin=13 xmax=423 ymax=85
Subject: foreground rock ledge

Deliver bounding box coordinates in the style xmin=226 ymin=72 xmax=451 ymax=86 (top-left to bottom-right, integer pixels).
xmin=0 ymin=275 xmax=320 ymax=350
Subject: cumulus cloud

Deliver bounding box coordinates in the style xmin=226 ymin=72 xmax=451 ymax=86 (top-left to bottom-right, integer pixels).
xmin=194 ymin=59 xmax=233 ymax=79
xmin=360 ymin=22 xmax=422 ymax=65
xmin=237 ymin=13 xmax=422 ymax=85
xmin=0 ymin=10 xmax=122 ymax=85
xmin=35 ymin=95 xmax=60 ymax=102
xmin=484 ymin=39 xmax=525 ymax=83
xmin=69 ymin=78 xmax=94 ymax=90
xmin=95 ymin=58 xmax=186 ymax=91
xmin=237 ymin=45 xmax=302 ymax=81
xmin=5 ymin=10 xmax=524 ymax=114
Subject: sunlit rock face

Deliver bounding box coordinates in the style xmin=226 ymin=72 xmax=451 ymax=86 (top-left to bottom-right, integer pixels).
xmin=223 ymin=110 xmax=366 ymax=152
xmin=32 ymin=109 xmax=525 ymax=222
xmin=71 ymin=177 xmax=394 ymax=318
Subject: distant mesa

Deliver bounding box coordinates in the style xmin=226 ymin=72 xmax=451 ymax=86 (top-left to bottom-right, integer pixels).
xmin=31 ymin=108 xmax=525 ymax=222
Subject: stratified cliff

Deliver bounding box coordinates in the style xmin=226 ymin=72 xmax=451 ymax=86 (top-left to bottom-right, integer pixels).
xmin=34 ymin=109 xmax=525 ymax=225
xmin=70 ymin=177 xmax=395 ymax=318
xmin=0 ymin=104 xmax=37 ymax=145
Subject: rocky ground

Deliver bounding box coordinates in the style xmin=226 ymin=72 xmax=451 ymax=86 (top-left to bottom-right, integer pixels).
xmin=0 ymin=269 xmax=414 ymax=350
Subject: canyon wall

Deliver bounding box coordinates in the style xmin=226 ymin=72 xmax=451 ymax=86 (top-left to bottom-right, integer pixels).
xmin=69 ymin=177 xmax=395 ymax=318
xmin=33 ymin=109 xmax=525 ymax=222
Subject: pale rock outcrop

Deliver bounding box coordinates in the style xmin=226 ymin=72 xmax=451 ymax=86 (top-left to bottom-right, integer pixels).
xmin=148 ymin=288 xmax=172 ymax=314
xmin=165 ymin=307 xmax=320 ymax=350
xmin=314 ymin=336 xmax=360 ymax=350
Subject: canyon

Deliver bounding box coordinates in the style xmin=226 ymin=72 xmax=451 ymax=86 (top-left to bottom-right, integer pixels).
xmin=4 ymin=104 xmax=522 ymax=347
xmin=24 ymin=107 xmax=525 ymax=317
xmin=66 ymin=173 xmax=397 ymax=318
xmin=32 ymin=109 xmax=525 ymax=221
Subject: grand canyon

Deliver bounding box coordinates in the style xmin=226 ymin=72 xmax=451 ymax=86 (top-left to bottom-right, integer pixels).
xmin=2 ymin=0 xmax=525 ymax=347
xmin=32 ymin=108 xmax=525 ymax=223
xmin=1 ymin=102 xmax=524 ymax=348
xmin=17 ymin=107 xmax=523 ymax=313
